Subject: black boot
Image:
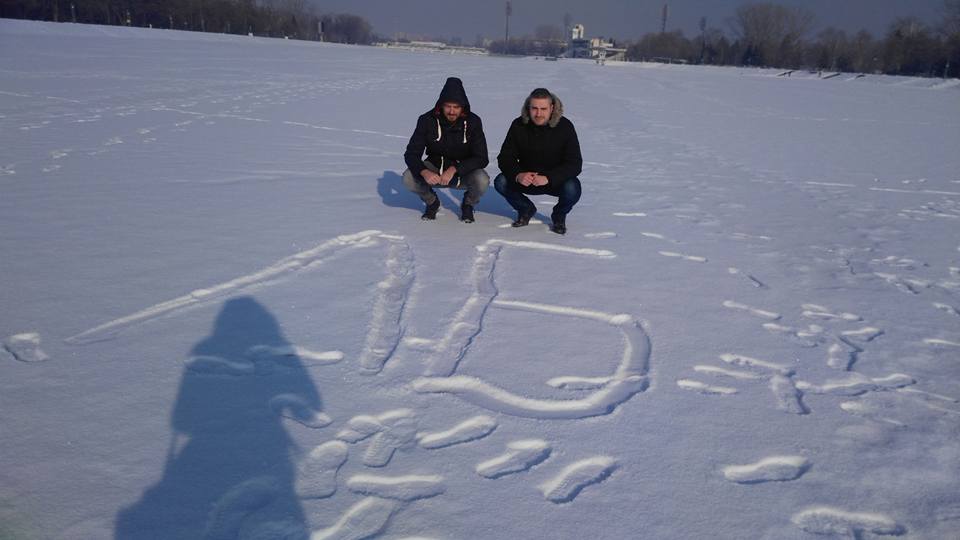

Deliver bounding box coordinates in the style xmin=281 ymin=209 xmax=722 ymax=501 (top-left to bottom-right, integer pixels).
xmin=511 ymin=213 xmax=532 ymax=227
xmin=551 ymin=212 xmax=566 ymax=235
xmin=460 ymin=203 xmax=475 ymax=223
xmin=421 ymin=197 xmax=440 ymax=220
xmin=511 ymin=204 xmax=536 ymax=227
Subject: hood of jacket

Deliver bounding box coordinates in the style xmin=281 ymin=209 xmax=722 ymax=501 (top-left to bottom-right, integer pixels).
xmin=520 ymin=90 xmax=564 ymax=128
xmin=434 ymin=77 xmax=471 ymax=116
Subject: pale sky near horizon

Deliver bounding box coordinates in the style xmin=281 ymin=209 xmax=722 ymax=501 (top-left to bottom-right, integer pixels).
xmin=309 ymin=0 xmax=945 ymax=42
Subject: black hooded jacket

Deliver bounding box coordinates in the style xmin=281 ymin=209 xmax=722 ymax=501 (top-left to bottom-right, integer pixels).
xmin=404 ymin=77 xmax=489 ymax=177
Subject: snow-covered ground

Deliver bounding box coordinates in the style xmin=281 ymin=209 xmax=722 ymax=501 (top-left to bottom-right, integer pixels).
xmin=2 ymin=19 xmax=959 ymax=540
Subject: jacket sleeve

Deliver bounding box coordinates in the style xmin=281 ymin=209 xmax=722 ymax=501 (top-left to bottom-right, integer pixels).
xmin=497 ymin=120 xmax=523 ymax=182
xmin=404 ymin=116 xmax=429 ymax=173
xmin=455 ymin=115 xmax=489 ymax=176
xmin=545 ymin=121 xmax=583 ymax=184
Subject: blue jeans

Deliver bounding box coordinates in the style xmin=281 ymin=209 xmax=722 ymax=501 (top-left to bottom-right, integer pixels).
xmin=403 ymin=163 xmax=489 ymax=207
xmin=494 ymin=174 xmax=581 ymax=217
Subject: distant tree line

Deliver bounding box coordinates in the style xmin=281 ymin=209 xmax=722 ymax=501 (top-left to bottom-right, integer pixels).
xmin=487 ymin=24 xmax=568 ymax=56
xmin=5 ymin=0 xmax=958 ymax=77
xmin=0 ymin=0 xmax=374 ymax=43
xmin=625 ymin=1 xmax=960 ymax=78
xmin=481 ymin=1 xmax=959 ymax=77
xmin=488 ymin=37 xmax=564 ymax=57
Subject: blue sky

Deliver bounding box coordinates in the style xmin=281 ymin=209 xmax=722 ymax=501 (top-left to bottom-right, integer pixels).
xmin=310 ymin=0 xmax=946 ymax=41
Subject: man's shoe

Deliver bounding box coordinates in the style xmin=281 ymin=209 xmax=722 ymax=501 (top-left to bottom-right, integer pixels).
xmin=551 ymin=213 xmax=567 ymax=235
xmin=511 ymin=213 xmax=532 ymax=227
xmin=460 ymin=203 xmax=475 ymax=223
xmin=511 ymin=205 xmax=535 ymax=227
xmin=421 ymin=197 xmax=440 ymax=220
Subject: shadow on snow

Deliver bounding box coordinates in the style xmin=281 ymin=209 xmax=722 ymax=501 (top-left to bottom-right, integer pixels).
xmin=114 ymin=296 xmax=320 ymax=540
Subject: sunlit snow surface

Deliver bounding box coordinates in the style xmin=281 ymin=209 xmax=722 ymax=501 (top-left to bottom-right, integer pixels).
xmin=2 ymin=19 xmax=959 ymax=540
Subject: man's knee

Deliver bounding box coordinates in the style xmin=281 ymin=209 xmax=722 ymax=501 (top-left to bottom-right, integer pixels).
xmin=494 ymin=173 xmax=509 ymax=194
xmin=465 ymin=169 xmax=490 ymax=194
xmin=402 ymin=168 xmax=422 ymax=191
xmin=560 ymin=177 xmax=582 ymax=199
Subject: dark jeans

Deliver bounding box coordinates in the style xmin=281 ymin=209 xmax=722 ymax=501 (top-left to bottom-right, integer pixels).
xmin=493 ymin=174 xmax=581 ymax=217
xmin=402 ymin=163 xmax=489 ymax=207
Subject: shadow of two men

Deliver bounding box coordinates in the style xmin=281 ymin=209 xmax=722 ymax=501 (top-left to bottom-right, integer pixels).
xmin=376 ymin=170 xmax=516 ymax=220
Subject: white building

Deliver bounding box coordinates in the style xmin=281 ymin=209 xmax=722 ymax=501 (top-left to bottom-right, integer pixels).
xmin=567 ymin=25 xmax=623 ymax=61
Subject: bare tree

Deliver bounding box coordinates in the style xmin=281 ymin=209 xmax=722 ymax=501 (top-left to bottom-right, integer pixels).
xmin=814 ymin=27 xmax=848 ymax=71
xmin=942 ymin=0 xmax=960 ymax=35
xmin=941 ymin=0 xmax=960 ymax=76
xmin=703 ymin=27 xmax=731 ymax=64
xmin=849 ymin=30 xmax=878 ymax=73
xmin=320 ymin=13 xmax=372 ymax=44
xmin=732 ymin=2 xmax=813 ymax=67
xmin=627 ymin=30 xmax=693 ymax=62
xmin=697 ymin=16 xmax=707 ymax=63
xmin=883 ymin=17 xmax=938 ymax=75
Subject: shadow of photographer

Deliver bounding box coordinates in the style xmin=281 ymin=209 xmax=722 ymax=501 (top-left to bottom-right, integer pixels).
xmin=115 ymin=296 xmax=321 ymax=539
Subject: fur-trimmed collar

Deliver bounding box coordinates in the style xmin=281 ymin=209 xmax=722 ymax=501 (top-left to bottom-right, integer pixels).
xmin=521 ymin=91 xmax=564 ymax=128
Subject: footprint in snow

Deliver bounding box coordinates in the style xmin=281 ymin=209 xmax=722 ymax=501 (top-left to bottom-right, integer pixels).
xmin=722 ymin=456 xmax=810 ymax=483
xmin=3 ymin=333 xmax=50 ymax=363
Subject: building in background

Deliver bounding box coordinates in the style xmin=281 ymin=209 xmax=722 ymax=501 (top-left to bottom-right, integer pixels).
xmin=567 ymin=24 xmax=626 ymax=62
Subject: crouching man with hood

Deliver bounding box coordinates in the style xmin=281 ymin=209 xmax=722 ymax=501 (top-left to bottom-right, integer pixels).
xmin=403 ymin=77 xmax=490 ymax=223
xmin=495 ymin=87 xmax=582 ymax=234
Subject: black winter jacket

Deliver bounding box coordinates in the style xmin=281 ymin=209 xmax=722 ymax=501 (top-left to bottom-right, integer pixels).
xmin=404 ymin=77 xmax=489 ymax=177
xmin=497 ymin=116 xmax=582 ymax=188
